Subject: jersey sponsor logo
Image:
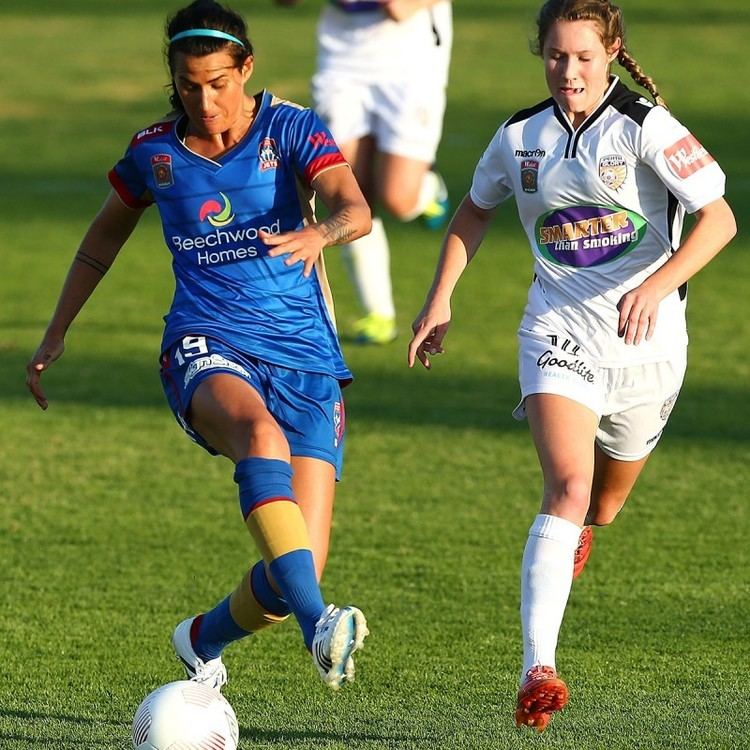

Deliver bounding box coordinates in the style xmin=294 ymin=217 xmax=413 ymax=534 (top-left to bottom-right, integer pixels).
xmin=308 ymin=131 xmax=337 ymax=148
xmin=536 ymin=349 xmax=595 ymax=383
xmin=515 ymin=148 xmax=546 ymax=158
xmin=535 ymin=204 xmax=647 ymax=267
xmin=598 ymin=154 xmax=627 ymax=191
xmin=259 ymin=137 xmax=280 ymax=171
xmin=521 ymin=159 xmax=539 ymax=193
xmin=151 ymin=154 xmax=174 ymax=188
xmin=199 ymin=192 xmax=235 ymax=227
xmin=663 ymin=134 xmax=714 ymax=179
xmin=171 ymin=218 xmax=282 ymax=266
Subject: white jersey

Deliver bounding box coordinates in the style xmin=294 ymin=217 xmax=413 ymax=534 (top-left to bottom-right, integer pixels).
xmin=316 ymin=0 xmax=452 ymax=81
xmin=312 ymin=1 xmax=452 ymax=161
xmin=470 ymin=77 xmax=726 ymax=367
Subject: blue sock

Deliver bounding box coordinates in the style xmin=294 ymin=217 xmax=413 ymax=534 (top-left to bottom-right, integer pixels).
xmin=235 ymin=456 xmax=325 ymax=650
xmin=270 ymin=549 xmax=324 ymax=649
xmin=193 ymin=597 xmax=249 ymax=661
xmin=251 ymin=560 xmax=291 ymax=617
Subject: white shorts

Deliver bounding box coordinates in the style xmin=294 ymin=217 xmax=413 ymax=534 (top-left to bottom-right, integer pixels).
xmin=513 ymin=329 xmax=687 ymax=461
xmin=311 ymin=3 xmax=451 ymax=162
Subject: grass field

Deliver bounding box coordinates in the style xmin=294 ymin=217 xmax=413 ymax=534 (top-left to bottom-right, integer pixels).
xmin=1 ymin=1 xmax=748 ymax=748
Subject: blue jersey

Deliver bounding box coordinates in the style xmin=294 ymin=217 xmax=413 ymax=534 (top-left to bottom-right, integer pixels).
xmin=108 ymin=90 xmax=352 ymax=382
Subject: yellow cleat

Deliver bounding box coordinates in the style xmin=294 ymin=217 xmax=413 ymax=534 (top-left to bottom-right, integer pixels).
xmin=351 ymin=313 xmax=397 ymax=345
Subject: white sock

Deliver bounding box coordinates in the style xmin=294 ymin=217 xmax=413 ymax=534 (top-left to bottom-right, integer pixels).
xmin=340 ymin=217 xmax=395 ymax=318
xmin=519 ymin=513 xmax=581 ymax=679
xmin=399 ymin=170 xmax=441 ymax=222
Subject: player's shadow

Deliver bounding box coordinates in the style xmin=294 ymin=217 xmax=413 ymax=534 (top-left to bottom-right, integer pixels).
xmin=239 ymin=726 xmax=438 ymax=746
xmin=0 ymin=707 xmax=129 ymax=748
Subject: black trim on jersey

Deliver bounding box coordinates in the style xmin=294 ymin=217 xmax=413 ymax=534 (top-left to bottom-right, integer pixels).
xmin=664 ymin=189 xmax=689 ymax=301
xmin=555 ymin=78 xmax=655 ymax=159
xmin=666 ymin=190 xmax=679 ymax=251
xmin=506 ymin=97 xmax=555 ymax=128
xmin=564 ymin=77 xmax=620 ymax=158
xmin=428 ymin=8 xmax=441 ymax=45
xmin=607 ymin=81 xmax=655 ymax=126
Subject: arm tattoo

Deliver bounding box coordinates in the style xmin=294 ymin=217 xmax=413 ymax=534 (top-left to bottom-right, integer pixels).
xmin=317 ymin=210 xmax=357 ymax=246
xmin=74 ymin=250 xmax=110 ymax=276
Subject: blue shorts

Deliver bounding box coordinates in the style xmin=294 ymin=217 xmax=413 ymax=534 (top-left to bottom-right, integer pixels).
xmin=160 ymin=335 xmax=346 ymax=478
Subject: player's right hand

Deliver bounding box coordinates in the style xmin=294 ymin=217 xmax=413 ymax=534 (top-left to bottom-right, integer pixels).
xmin=26 ymin=337 xmax=65 ymax=410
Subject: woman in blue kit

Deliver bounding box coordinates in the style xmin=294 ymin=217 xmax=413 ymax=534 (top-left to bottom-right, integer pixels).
xmin=26 ymin=0 xmax=370 ymax=691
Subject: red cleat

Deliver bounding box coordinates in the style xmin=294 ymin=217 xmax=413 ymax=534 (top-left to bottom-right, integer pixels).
xmin=573 ymin=525 xmax=593 ymax=579
xmin=515 ymin=665 xmax=569 ymax=733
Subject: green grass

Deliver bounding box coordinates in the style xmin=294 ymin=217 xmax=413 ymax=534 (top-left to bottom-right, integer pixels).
xmin=1 ymin=1 xmax=748 ymax=748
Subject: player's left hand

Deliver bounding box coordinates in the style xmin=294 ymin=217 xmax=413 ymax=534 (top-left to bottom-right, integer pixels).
xmin=616 ymin=283 xmax=662 ymax=345
xmin=262 ymin=227 xmax=325 ymax=278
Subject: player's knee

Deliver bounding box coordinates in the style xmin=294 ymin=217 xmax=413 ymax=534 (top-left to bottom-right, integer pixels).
xmin=244 ymin=418 xmax=288 ymax=458
xmin=543 ymin=475 xmax=591 ymax=519
xmin=380 ymin=189 xmax=419 ymax=221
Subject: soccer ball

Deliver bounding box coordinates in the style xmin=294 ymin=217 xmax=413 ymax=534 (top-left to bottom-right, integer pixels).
xmin=131 ymin=680 xmax=239 ymax=750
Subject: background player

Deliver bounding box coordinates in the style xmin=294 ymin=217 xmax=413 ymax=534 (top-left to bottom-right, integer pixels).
xmin=27 ymin=0 xmax=371 ymax=692
xmin=277 ymin=0 xmax=453 ymax=344
xmin=408 ymin=0 xmax=736 ymax=732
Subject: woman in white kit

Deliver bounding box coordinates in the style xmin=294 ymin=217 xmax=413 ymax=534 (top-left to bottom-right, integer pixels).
xmin=278 ymin=0 xmax=453 ymax=344
xmin=408 ymin=0 xmax=735 ymax=733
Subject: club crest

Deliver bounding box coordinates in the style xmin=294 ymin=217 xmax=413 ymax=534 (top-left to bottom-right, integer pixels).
xmin=660 ymin=391 xmax=679 ymax=421
xmin=151 ymin=154 xmax=174 ymax=188
xmin=521 ymin=159 xmax=539 ymax=193
xmin=259 ymin=137 xmax=280 ymax=171
xmin=598 ymin=154 xmax=627 ymax=191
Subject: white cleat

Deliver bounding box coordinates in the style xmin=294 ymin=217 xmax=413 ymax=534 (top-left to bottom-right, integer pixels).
xmin=171 ymin=617 xmax=228 ymax=691
xmin=312 ymin=604 xmax=369 ymax=690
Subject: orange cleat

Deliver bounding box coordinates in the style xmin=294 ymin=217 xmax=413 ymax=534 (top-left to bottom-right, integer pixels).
xmin=573 ymin=525 xmax=593 ymax=580
xmin=515 ymin=665 xmax=569 ymax=733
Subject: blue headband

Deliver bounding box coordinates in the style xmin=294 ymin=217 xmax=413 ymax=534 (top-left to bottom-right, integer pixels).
xmin=169 ymin=29 xmax=246 ymax=47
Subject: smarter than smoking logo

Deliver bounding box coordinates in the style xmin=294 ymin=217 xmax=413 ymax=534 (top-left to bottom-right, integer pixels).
xmin=198 ymin=192 xmax=235 ymax=228
xmin=535 ymin=204 xmax=647 ymax=267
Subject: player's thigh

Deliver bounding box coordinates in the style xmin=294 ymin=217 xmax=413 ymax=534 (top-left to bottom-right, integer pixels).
xmin=160 ymin=335 xmax=287 ymax=461
xmin=190 ymin=373 xmax=288 ymax=463
xmin=525 ymin=393 xmax=599 ymax=523
xmin=292 ymin=455 xmax=336 ymax=578
xmin=378 ymin=153 xmax=432 ymax=216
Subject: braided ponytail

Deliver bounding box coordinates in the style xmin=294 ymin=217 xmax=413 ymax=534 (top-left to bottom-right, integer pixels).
xmin=533 ymin=0 xmax=667 ymax=108
xmin=617 ymin=47 xmax=667 ymax=108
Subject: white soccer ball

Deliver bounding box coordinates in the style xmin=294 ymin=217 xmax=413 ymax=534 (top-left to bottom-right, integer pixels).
xmin=131 ymin=680 xmax=239 ymax=750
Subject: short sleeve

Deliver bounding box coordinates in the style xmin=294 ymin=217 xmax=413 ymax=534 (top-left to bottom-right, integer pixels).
xmin=469 ymin=123 xmax=515 ymax=210
xmin=288 ymin=108 xmax=348 ymax=186
xmin=639 ymin=107 xmax=726 ymax=214
xmin=108 ymin=146 xmax=152 ymax=209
